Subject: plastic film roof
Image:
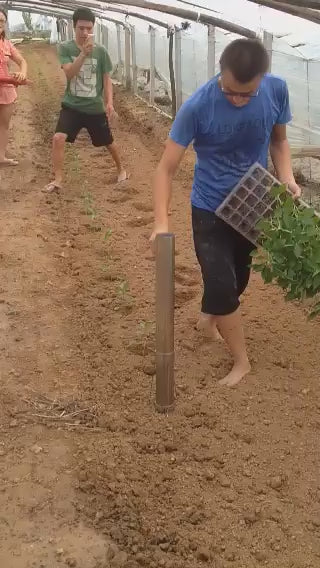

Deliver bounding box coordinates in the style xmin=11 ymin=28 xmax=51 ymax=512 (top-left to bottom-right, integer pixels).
xmin=6 ymin=0 xmax=320 ymax=58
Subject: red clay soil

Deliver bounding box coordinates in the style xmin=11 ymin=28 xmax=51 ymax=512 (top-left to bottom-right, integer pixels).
xmin=0 ymin=43 xmax=319 ymax=568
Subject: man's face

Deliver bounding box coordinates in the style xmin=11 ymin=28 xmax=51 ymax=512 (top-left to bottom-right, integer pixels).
xmin=74 ymin=19 xmax=94 ymax=44
xmin=220 ymin=69 xmax=262 ymax=108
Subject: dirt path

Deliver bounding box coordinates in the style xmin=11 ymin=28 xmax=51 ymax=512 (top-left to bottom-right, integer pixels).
xmin=0 ymin=43 xmax=320 ymax=568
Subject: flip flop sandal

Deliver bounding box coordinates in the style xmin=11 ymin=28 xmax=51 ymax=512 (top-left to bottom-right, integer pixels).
xmin=0 ymin=158 xmax=19 ymax=167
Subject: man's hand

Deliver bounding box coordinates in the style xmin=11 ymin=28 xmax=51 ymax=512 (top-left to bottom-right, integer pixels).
xmin=81 ymin=37 xmax=94 ymax=57
xmin=288 ymin=180 xmax=302 ymax=199
xmin=106 ymin=103 xmax=115 ymax=122
xmin=149 ymin=224 xmax=169 ymax=255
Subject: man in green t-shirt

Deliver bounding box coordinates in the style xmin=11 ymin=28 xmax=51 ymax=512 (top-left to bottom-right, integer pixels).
xmin=44 ymin=7 xmax=127 ymax=193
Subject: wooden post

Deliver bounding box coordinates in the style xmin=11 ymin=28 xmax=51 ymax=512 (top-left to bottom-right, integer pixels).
xmin=207 ymin=24 xmax=216 ymax=80
xmin=149 ymin=26 xmax=156 ymax=105
xmin=131 ymin=25 xmax=138 ymax=95
xmin=155 ymin=233 xmax=175 ymax=413
xmin=175 ymin=28 xmax=183 ymax=110
xmin=116 ymin=23 xmax=123 ymax=83
xmin=263 ymin=30 xmax=273 ymax=71
xmin=124 ymin=26 xmax=131 ymax=90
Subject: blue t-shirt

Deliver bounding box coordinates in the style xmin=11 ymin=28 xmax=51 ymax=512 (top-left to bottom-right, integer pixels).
xmin=170 ymin=74 xmax=292 ymax=212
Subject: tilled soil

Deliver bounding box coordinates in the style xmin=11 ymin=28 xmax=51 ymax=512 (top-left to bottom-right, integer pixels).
xmin=0 ymin=43 xmax=319 ymax=568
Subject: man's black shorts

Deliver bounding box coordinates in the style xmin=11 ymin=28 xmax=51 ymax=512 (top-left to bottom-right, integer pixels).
xmin=55 ymin=104 xmax=114 ymax=147
xmin=192 ymin=206 xmax=255 ymax=316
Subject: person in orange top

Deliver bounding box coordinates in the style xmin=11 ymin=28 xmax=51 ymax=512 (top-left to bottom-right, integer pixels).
xmin=0 ymin=8 xmax=27 ymax=166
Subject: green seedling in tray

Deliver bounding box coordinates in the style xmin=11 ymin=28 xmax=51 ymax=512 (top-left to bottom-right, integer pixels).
xmin=252 ymin=184 xmax=320 ymax=318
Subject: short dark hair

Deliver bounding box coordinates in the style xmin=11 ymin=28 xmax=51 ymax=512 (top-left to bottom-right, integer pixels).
xmin=73 ymin=8 xmax=95 ymax=27
xmin=220 ymin=38 xmax=269 ymax=83
xmin=0 ymin=7 xmax=7 ymax=39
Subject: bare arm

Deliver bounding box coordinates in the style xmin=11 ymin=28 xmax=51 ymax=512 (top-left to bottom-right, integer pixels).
xmin=62 ymin=52 xmax=87 ymax=81
xmin=103 ymin=74 xmax=113 ymax=106
xmin=61 ymin=38 xmax=93 ymax=81
xmin=10 ymin=47 xmax=27 ymax=81
xmin=270 ymin=124 xmax=294 ymax=183
xmin=270 ymin=124 xmax=301 ymax=197
xmin=151 ymin=139 xmax=187 ymax=238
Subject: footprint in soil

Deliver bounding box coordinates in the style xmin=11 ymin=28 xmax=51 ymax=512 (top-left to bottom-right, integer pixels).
xmin=116 ymin=185 xmax=138 ymax=196
xmin=175 ymin=264 xmax=199 ymax=287
xmin=176 ymin=263 xmax=197 ymax=276
xmin=127 ymin=215 xmax=154 ymax=228
xmin=175 ymin=287 xmax=198 ymax=308
xmin=126 ymin=338 xmax=155 ymax=356
xmin=175 ymin=272 xmax=199 ymax=287
xmin=133 ymin=201 xmax=153 ymax=213
xmin=108 ymin=194 xmax=132 ymax=204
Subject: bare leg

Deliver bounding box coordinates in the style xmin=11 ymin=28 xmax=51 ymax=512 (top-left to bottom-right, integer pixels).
xmin=43 ymin=133 xmax=66 ymax=192
xmin=196 ymin=312 xmax=222 ymax=341
xmin=107 ymin=142 xmax=127 ymax=182
xmin=0 ymin=103 xmax=18 ymax=165
xmin=216 ymin=308 xmax=251 ymax=386
xmin=52 ymin=132 xmax=66 ymax=186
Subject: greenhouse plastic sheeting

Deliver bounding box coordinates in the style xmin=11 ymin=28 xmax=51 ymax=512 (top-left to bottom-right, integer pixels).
xmin=8 ymin=0 xmax=320 ymax=147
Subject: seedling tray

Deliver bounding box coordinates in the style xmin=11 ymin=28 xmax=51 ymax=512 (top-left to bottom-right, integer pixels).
xmin=216 ymin=163 xmax=280 ymax=245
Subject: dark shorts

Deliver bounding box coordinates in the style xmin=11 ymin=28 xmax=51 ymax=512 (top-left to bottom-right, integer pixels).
xmin=192 ymin=206 xmax=255 ymax=316
xmin=55 ymin=104 xmax=114 ymax=147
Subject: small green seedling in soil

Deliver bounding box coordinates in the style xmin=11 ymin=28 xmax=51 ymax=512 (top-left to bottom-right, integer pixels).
xmin=103 ymin=228 xmax=113 ymax=242
xmin=118 ymin=280 xmax=130 ymax=299
xmin=115 ymin=280 xmax=134 ymax=314
xmin=80 ymin=191 xmax=101 ymax=231
xmin=252 ymin=184 xmax=320 ymax=318
xmin=138 ymin=320 xmax=155 ymax=355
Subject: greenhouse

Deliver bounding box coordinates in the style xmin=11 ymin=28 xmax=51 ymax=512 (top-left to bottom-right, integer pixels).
xmin=4 ymin=0 xmax=320 ymax=151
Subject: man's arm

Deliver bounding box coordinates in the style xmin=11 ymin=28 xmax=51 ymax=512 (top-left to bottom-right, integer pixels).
xmin=150 ymin=97 xmax=197 ymax=243
xmin=270 ymin=124 xmax=301 ymax=198
xmin=62 ymin=52 xmax=86 ymax=81
xmin=151 ymin=139 xmax=187 ymax=239
xmin=103 ymin=73 xmax=114 ymax=118
xmin=60 ymin=39 xmax=93 ymax=81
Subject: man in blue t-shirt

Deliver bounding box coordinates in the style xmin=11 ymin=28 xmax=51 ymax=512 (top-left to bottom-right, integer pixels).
xmin=150 ymin=38 xmax=301 ymax=387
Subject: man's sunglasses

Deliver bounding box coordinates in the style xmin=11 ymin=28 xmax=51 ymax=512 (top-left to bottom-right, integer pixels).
xmin=219 ymin=79 xmax=260 ymax=99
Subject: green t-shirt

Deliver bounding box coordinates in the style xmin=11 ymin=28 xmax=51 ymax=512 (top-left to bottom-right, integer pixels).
xmin=58 ymin=40 xmax=112 ymax=114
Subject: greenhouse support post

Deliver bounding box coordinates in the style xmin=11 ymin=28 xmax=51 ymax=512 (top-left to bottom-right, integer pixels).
xmin=130 ymin=25 xmax=138 ymax=95
xmin=125 ymin=27 xmax=131 ymax=90
xmin=67 ymin=19 xmax=73 ymax=41
xmin=96 ymin=21 xmax=101 ymax=44
xmin=263 ymin=30 xmax=273 ymax=71
xmin=175 ymin=29 xmax=183 ymax=110
xmin=149 ymin=26 xmax=156 ymax=104
xmin=168 ymin=30 xmax=177 ymax=118
xmin=207 ymin=24 xmax=216 ymax=80
xmin=155 ymin=233 xmax=175 ymax=413
xmin=116 ymin=23 xmax=123 ymax=83
xmin=102 ymin=24 xmax=108 ymax=50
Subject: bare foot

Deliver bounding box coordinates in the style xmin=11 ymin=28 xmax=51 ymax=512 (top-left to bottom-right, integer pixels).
xmin=219 ymin=359 xmax=251 ymax=387
xmin=195 ymin=316 xmax=223 ymax=341
xmin=117 ymin=170 xmax=129 ymax=183
xmin=0 ymin=157 xmax=18 ymax=167
xmin=42 ymin=181 xmax=62 ymax=194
